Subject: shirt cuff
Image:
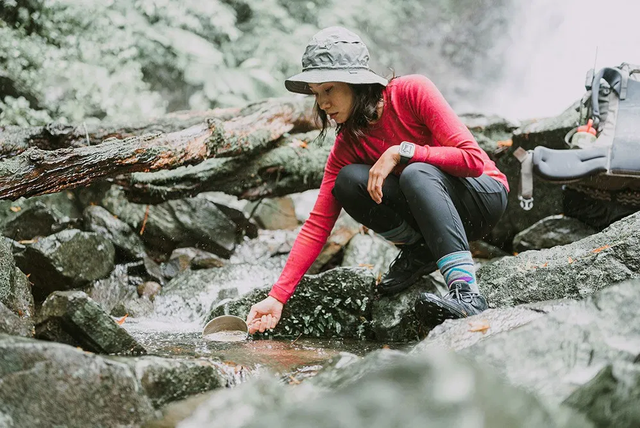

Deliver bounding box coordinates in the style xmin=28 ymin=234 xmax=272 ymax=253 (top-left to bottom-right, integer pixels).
xmin=268 ymin=287 xmax=290 ymax=304
xmin=411 ymin=145 xmax=430 ymax=163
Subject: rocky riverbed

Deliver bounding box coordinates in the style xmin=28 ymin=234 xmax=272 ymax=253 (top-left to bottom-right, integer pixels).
xmin=1 ymin=112 xmax=640 ymax=428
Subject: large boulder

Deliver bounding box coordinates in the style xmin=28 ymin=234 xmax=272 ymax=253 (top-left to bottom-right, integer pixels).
xmin=413 ymin=280 xmax=640 ymax=428
xmin=35 ymin=290 xmax=146 ymax=355
xmin=512 ymin=215 xmax=597 ymax=253
xmin=0 ymin=238 xmax=34 ymax=323
xmin=245 ymin=196 xmax=299 ymax=230
xmin=0 ymin=334 xmax=157 ymax=427
xmin=83 ymin=205 xmax=147 ymax=261
xmin=0 ymin=302 xmax=33 ymax=337
xmin=479 ymin=211 xmax=640 ymax=307
xmin=209 ymin=267 xmax=375 ymax=339
xmin=84 ymin=263 xmax=140 ymax=315
xmin=109 ymin=356 xmax=228 ymax=409
xmin=100 ymin=187 xmax=237 ymax=258
xmin=0 ymin=191 xmax=81 ymax=241
xmin=12 ymin=229 xmax=115 ymax=301
xmin=168 ymin=347 xmax=589 ymax=428
xmin=0 ymin=336 xmax=236 ymax=428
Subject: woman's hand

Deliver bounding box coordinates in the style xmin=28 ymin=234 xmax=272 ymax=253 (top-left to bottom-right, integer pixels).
xmin=246 ymin=296 xmax=284 ymax=334
xmin=368 ymin=145 xmax=401 ymax=204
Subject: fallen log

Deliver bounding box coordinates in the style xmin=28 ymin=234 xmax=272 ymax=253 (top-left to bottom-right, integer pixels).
xmin=0 ymin=96 xmax=316 ymax=157
xmin=0 ymin=97 xmax=318 ymax=200
xmin=0 ymin=121 xmax=224 ymax=200
xmin=118 ymin=130 xmax=333 ymax=204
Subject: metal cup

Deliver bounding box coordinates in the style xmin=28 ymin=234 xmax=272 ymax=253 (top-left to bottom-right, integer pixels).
xmin=202 ymin=315 xmax=249 ymax=342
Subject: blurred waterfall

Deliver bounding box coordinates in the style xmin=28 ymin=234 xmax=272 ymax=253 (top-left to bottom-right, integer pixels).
xmin=481 ymin=0 xmax=640 ymax=120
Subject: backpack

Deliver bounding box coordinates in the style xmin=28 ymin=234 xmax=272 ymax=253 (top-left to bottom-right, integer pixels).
xmin=514 ymin=63 xmax=640 ymax=210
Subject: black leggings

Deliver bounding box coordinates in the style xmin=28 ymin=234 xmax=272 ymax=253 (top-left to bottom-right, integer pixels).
xmin=332 ymin=163 xmax=508 ymax=261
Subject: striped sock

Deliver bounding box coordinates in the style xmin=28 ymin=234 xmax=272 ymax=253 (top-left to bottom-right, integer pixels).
xmin=437 ymin=251 xmax=478 ymax=293
xmin=377 ymin=220 xmax=422 ymax=246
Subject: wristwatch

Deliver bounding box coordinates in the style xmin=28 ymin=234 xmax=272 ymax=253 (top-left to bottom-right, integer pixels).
xmin=398 ymin=141 xmax=416 ymax=164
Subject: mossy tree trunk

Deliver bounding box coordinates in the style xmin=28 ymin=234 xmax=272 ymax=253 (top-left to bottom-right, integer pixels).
xmin=0 ymin=97 xmax=322 ymax=201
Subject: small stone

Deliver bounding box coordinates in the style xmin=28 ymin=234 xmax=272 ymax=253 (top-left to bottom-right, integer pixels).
xmin=137 ymin=281 xmax=162 ymax=300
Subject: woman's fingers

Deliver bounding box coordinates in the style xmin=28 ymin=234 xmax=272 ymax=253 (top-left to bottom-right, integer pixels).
xmin=269 ymin=315 xmax=279 ymax=329
xmin=259 ymin=315 xmax=268 ymax=333
xmin=248 ymin=320 xmax=260 ymax=334
xmin=368 ymin=171 xmax=383 ymax=204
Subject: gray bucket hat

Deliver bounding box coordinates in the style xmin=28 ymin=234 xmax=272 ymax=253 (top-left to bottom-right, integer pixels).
xmin=285 ymin=26 xmax=388 ymax=95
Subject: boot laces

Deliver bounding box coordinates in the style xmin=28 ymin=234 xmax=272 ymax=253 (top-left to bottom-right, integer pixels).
xmin=443 ymin=286 xmax=477 ymax=304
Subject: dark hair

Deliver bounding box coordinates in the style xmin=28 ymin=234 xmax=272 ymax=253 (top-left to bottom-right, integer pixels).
xmin=315 ymin=80 xmax=391 ymax=142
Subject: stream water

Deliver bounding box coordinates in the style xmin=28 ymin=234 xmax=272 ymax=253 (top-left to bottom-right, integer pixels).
xmin=123 ymin=317 xmax=413 ymax=385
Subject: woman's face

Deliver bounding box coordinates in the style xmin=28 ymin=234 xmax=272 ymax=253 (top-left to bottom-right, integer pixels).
xmin=308 ymin=82 xmax=354 ymax=124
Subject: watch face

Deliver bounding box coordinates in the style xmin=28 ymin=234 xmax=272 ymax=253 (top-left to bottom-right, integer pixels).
xmin=400 ymin=142 xmax=414 ymax=157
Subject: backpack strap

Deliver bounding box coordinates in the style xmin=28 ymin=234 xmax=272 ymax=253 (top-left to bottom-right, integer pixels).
xmin=591 ymin=67 xmax=629 ymax=127
xmin=513 ymin=147 xmax=534 ymax=210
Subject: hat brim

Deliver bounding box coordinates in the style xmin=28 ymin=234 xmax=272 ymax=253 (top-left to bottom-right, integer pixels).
xmin=285 ymin=68 xmax=388 ymax=95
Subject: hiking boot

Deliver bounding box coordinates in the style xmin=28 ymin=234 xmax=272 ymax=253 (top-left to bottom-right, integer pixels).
xmin=377 ymin=240 xmax=437 ymax=296
xmin=414 ymin=281 xmax=488 ymax=329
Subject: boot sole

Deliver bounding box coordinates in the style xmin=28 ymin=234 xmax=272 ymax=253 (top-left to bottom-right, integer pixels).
xmin=377 ymin=262 xmax=438 ymax=296
xmin=414 ymin=294 xmax=468 ymax=329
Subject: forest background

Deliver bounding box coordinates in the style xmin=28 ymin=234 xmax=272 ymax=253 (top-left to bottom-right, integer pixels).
xmin=2 ymin=0 xmax=640 ymax=129
xmin=0 ymin=0 xmax=523 ymax=127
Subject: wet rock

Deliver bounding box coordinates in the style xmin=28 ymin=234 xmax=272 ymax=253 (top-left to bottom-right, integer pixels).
xmin=85 ymin=263 xmax=139 ymax=315
xmin=246 ymin=196 xmax=299 ymax=230
xmin=513 ymin=214 xmax=597 ymax=252
xmin=462 ymin=113 xmax=520 ymax=156
xmin=111 ymin=296 xmax=155 ymax=318
xmin=138 ymin=281 xmax=162 ymax=300
xmin=148 ymin=374 xmax=308 ymax=428
xmin=157 ymin=259 xmax=285 ymax=323
xmin=110 ymin=356 xmax=228 ymax=409
xmin=83 ymin=204 xmax=147 ymax=261
xmin=0 ymin=191 xmax=81 ymax=241
xmin=162 ymin=247 xmax=225 ymax=279
xmin=289 ymin=189 xmax=320 ymax=222
xmin=469 ymin=239 xmax=511 ymax=259
xmin=229 ymin=228 xmax=299 ymax=264
xmin=102 ymin=187 xmax=237 ymax=258
xmin=479 ymin=211 xmax=640 ymax=307
xmin=413 ymin=280 xmax=640 ymax=428
xmin=13 ymin=229 xmax=115 ymax=301
xmin=35 ymin=290 xmax=146 ymax=355
xmin=0 ymin=238 xmax=34 ymax=321
xmin=0 ymin=335 xmax=157 ymax=427
xmin=171 ymin=347 xmax=589 ymax=428
xmin=0 ymin=301 xmax=33 ymax=337
xmin=143 ymin=255 xmax=166 ymax=284
xmin=371 ymin=274 xmax=445 ymax=342
xmin=563 ymin=362 xmax=640 ymax=428
xmin=411 ymin=306 xmax=547 ymax=354
xmin=209 ymin=267 xmax=376 ymax=339
xmin=308 ymin=349 xmax=406 ymax=390
xmin=341 ymin=232 xmax=399 ymax=278
xmin=199 ymin=192 xmax=258 ymax=239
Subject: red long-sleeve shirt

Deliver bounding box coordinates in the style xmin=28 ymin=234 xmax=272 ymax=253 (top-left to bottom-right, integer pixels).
xmin=269 ymin=75 xmax=509 ymax=303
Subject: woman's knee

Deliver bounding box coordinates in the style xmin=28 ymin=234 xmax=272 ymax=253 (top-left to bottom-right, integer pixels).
xmin=333 ymin=164 xmax=369 ymax=203
xmin=399 ymin=163 xmax=444 ymax=194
